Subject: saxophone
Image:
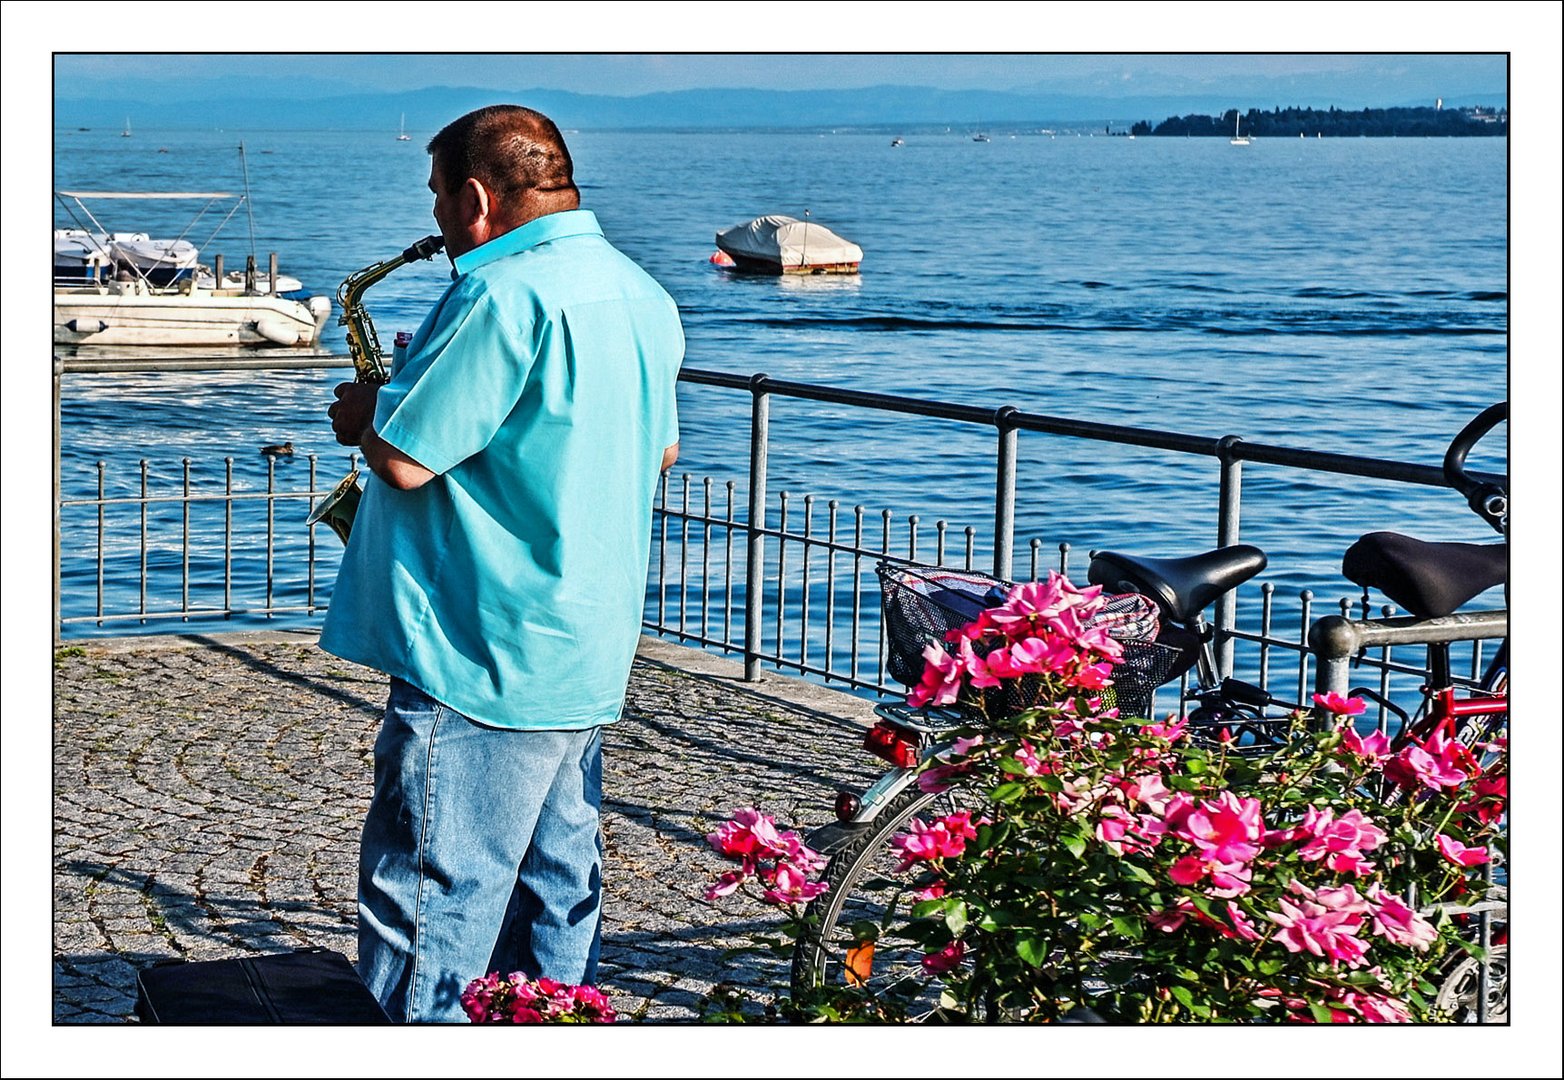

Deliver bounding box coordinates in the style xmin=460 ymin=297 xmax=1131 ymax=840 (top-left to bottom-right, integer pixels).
xmin=306 ymin=234 xmax=446 ymax=543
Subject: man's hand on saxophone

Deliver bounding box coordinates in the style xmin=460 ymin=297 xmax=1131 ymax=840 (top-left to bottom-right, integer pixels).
xmin=328 ymin=382 xmax=436 ymax=491
xmin=328 ymin=381 xmax=379 ymax=446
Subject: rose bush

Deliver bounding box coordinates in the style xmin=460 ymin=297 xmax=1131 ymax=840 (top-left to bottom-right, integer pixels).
xmin=703 ymin=573 xmax=1506 ymax=1023
xmin=460 ymin=972 xmax=617 ymax=1024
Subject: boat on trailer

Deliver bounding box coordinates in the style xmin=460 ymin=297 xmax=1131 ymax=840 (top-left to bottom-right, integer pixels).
xmin=714 ymin=214 xmax=863 ymax=275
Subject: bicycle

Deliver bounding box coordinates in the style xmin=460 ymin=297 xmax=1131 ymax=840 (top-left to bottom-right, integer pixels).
xmin=789 ymin=404 xmax=1508 ymax=1022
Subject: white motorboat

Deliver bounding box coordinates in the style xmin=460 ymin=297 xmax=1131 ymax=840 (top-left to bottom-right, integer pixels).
xmin=55 ymin=276 xmax=332 ymax=347
xmin=53 ymin=181 xmax=331 ymax=347
xmin=714 ymin=214 xmax=863 ymax=275
xmin=54 ymin=227 xmax=200 ymax=287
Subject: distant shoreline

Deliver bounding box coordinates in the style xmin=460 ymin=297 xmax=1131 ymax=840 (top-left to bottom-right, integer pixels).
xmin=1135 ymin=105 xmax=1507 ymax=139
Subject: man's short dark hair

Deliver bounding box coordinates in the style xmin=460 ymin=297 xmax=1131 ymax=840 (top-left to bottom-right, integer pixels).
xmin=427 ymin=105 xmax=578 ymax=202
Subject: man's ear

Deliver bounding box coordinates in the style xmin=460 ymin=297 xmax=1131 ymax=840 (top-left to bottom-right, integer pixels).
xmin=464 ymin=176 xmax=492 ymax=226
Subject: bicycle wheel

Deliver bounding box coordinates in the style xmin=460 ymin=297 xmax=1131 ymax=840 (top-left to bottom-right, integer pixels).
xmin=1434 ymin=943 xmax=1508 ymax=1023
xmin=790 ymin=780 xmax=977 ymax=1021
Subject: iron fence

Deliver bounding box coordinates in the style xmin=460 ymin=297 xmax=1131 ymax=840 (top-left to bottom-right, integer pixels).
xmin=56 ymin=356 xmax=1507 ymax=720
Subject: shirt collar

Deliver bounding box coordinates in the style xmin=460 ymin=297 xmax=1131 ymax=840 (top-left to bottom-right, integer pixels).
xmin=451 ymin=209 xmax=602 ymax=277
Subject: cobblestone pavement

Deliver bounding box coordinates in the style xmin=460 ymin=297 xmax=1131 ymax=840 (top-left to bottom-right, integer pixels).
xmin=52 ymin=632 xmax=882 ymax=1024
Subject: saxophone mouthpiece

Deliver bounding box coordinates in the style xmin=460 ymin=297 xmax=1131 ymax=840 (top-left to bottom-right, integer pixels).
xmin=403 ymin=235 xmax=446 ymax=262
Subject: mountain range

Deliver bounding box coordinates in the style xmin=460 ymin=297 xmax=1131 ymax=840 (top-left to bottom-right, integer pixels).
xmin=52 ymin=83 xmax=1508 ymax=133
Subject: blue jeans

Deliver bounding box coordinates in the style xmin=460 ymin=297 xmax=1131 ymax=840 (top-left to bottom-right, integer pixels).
xmin=356 ymin=678 xmax=604 ymax=1023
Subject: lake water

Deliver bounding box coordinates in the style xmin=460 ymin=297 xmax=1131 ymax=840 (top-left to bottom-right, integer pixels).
xmin=54 ymin=127 xmax=1508 ymax=648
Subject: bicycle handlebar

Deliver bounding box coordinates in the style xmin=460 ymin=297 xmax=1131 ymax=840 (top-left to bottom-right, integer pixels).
xmin=1442 ymin=402 xmax=1507 ymax=534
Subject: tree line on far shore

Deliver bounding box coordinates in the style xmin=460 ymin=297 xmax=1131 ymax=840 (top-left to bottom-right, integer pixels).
xmin=1130 ymin=106 xmax=1507 ymax=138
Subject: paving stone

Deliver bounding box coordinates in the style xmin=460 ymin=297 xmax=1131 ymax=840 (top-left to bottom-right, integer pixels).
xmin=54 ymin=632 xmax=881 ymax=1024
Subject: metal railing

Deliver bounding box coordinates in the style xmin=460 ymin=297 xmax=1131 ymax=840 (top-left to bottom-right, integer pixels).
xmin=58 ymin=453 xmax=354 ymax=630
xmin=55 ymin=357 xmax=1507 ymax=713
xmin=643 ymin=369 xmax=1505 ymax=717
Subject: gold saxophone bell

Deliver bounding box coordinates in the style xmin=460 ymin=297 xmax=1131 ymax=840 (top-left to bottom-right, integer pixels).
xmin=306 ymin=469 xmax=363 ymax=544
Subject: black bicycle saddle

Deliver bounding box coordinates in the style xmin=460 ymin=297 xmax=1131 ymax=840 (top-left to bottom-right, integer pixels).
xmin=1087 ymin=545 xmax=1268 ymax=624
xmin=1341 ymin=532 xmax=1507 ymax=619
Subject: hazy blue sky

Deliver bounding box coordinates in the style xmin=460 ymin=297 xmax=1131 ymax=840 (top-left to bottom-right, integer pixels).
xmin=54 ymin=52 xmax=1507 ymax=102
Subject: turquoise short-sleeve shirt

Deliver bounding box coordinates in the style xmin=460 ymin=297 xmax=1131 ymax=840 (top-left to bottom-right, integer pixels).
xmin=320 ymin=210 xmax=684 ymax=730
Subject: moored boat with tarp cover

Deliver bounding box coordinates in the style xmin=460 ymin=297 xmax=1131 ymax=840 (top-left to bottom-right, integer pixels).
xmin=714 ymin=214 xmax=862 ymax=275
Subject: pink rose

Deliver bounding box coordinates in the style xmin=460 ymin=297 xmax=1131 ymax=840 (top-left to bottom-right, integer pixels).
xmin=1435 ymin=833 xmax=1489 ymax=867
xmin=921 ymin=939 xmax=966 ymax=975
xmin=1312 ymin=691 xmax=1367 ymax=715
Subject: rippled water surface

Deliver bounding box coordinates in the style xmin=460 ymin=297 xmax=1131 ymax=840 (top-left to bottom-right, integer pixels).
xmin=55 ymin=128 xmax=1507 ymax=636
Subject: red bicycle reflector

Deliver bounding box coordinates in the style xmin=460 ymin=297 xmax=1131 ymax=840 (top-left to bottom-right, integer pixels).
xmin=864 ymin=720 xmax=920 ymax=768
xmin=835 ymin=790 xmax=862 ymax=821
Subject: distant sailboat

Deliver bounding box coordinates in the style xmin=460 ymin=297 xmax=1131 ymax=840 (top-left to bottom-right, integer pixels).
xmin=397 ymin=114 xmax=411 ymax=142
xmin=121 ymin=117 xmax=132 ymax=138
xmin=1230 ymin=111 xmax=1250 ymax=146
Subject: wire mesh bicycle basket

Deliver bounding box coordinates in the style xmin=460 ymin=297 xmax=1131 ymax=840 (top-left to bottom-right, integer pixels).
xmin=876 ymin=559 xmax=1181 ymax=720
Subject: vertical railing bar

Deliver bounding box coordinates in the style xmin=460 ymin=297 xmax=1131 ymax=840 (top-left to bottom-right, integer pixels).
xmin=656 ymin=471 xmax=669 ymax=628
xmin=305 ymin=455 xmax=316 ymax=613
xmin=825 ymin=500 xmax=838 ymax=682
xmin=1214 ymin=435 xmax=1244 ymax=678
xmin=776 ymin=491 xmax=790 ymax=670
xmin=993 ymin=409 xmax=1018 ymax=580
xmin=964 ymin=527 xmax=975 ymax=572
xmin=138 ymin=459 xmax=149 ymax=622
xmin=1029 ymin=538 xmax=1041 ymax=582
xmin=265 ymin=455 xmax=276 ymax=616
xmin=95 ymin=461 xmax=106 ymax=624
xmin=701 ymin=477 xmax=712 ymax=644
xmin=181 ymin=458 xmax=191 ymax=619
xmin=743 ymin=377 xmax=770 ymax=681
xmin=935 ymin=520 xmax=947 ymax=568
xmin=879 ymin=509 xmax=892 ymax=686
xmin=800 ymin=494 xmax=814 ymax=670
xmin=907 ymin=514 xmax=919 ymax=564
xmin=1058 ymin=541 xmax=1070 ymax=578
xmin=1259 ymin=582 xmax=1274 ymax=693
xmin=724 ymin=481 xmax=736 ymax=650
xmin=1377 ymin=604 xmax=1394 ymax=728
xmin=850 ymin=506 xmax=865 ymax=684
xmin=1470 ymin=638 xmax=1483 ymax=682
xmin=679 ymin=474 xmax=691 ymax=635
xmin=53 ymin=358 xmax=63 ymax=643
xmin=224 ymin=458 xmax=234 ymax=616
xmin=1296 ymin=590 xmax=1313 ymax=711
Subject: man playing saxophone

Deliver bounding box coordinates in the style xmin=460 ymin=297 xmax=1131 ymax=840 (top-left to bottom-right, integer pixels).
xmin=321 ymin=104 xmax=684 ymax=1023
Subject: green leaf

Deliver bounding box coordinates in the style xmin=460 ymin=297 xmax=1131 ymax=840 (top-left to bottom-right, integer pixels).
xmin=1308 ymin=1003 xmax=1335 ymax=1024
xmin=1170 ymin=985 xmax=1195 ymax=1009
xmin=1016 ymin=935 xmax=1049 ymax=968
xmin=847 ymin=920 xmax=881 ymax=944
xmin=990 ymin=781 xmax=1027 ymax=803
xmin=1111 ymin=916 xmax=1145 ymax=942
xmin=1121 ymin=861 xmax=1156 ymax=885
xmin=1062 ymin=834 xmax=1087 ymax=858
xmin=1034 ymin=773 xmax=1064 ymax=793
xmin=1454 ymin=937 xmax=1486 ymax=959
xmin=1258 ymin=958 xmax=1285 ymax=976
xmin=945 ymin=900 xmax=970 ymax=936
xmin=1184 ymin=757 xmax=1208 ymax=775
